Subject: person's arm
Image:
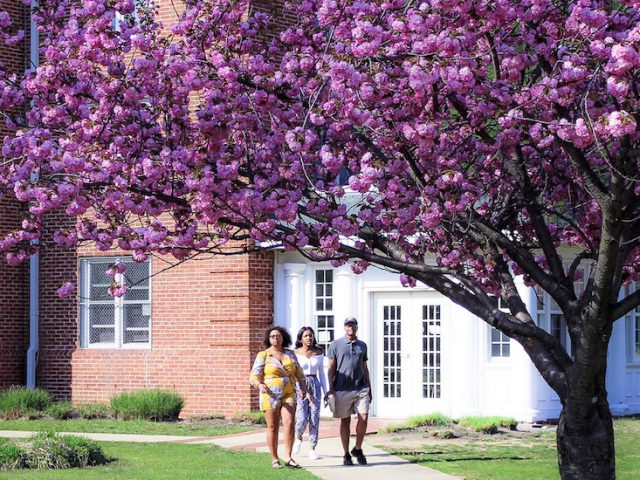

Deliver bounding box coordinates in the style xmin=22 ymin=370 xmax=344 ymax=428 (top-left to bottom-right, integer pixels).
xmin=249 ymin=351 xmax=270 ymax=395
xmin=363 ymin=360 xmax=372 ymax=402
xmin=326 ymin=356 xmax=336 ymax=401
xmin=290 ymin=351 xmax=312 ymax=400
xmin=318 ymin=354 xmax=328 ymax=397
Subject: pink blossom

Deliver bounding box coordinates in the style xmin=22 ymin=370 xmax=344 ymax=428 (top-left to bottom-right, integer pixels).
xmin=56 ymin=282 xmax=76 ymax=299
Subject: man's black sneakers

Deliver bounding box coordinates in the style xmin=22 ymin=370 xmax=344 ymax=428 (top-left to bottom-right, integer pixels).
xmin=351 ymin=447 xmax=367 ymax=465
xmin=343 ymin=453 xmax=354 ymax=465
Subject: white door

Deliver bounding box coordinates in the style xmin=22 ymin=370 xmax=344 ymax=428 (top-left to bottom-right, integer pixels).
xmin=373 ymin=292 xmax=446 ymax=417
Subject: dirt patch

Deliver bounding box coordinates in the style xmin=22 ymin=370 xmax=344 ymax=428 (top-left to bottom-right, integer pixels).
xmin=370 ymin=424 xmax=557 ymax=450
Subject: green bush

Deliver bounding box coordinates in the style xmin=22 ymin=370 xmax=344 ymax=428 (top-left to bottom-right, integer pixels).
xmin=25 ymin=432 xmax=74 ymax=469
xmin=0 ymin=387 xmax=52 ymax=419
xmin=457 ymin=416 xmax=518 ymax=434
xmin=110 ymin=389 xmax=184 ymax=421
xmin=46 ymin=401 xmax=75 ymax=420
xmin=406 ymin=412 xmax=452 ymax=428
xmin=380 ymin=412 xmax=452 ymax=433
xmin=60 ymin=435 xmax=109 ymax=467
xmin=23 ymin=432 xmax=110 ymax=470
xmin=232 ymin=411 xmax=266 ymax=425
xmin=75 ymin=402 xmax=111 ymax=419
xmin=0 ymin=439 xmax=26 ymax=470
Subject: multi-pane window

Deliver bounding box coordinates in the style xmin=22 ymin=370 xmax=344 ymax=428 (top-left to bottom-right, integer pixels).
xmin=422 ymin=304 xmax=441 ymax=399
xmin=535 ymin=285 xmax=569 ymax=350
xmin=490 ymin=297 xmax=510 ymax=358
xmin=382 ymin=305 xmax=402 ymax=398
xmin=491 ymin=328 xmax=510 ymax=357
xmin=314 ymin=269 xmax=334 ymax=352
xmin=80 ymin=258 xmax=151 ymax=348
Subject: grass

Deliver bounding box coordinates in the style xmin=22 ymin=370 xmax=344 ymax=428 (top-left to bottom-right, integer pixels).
xmin=0 ymin=442 xmax=318 ymax=479
xmin=457 ymin=416 xmax=518 ymax=433
xmin=0 ymin=418 xmax=254 ymax=437
xmin=381 ymin=412 xmax=453 ymax=433
xmin=0 ymin=388 xmax=52 ymax=419
xmin=385 ymin=417 xmax=640 ymax=480
xmin=110 ymin=390 xmax=184 ymax=421
xmin=232 ymin=411 xmax=267 ymax=425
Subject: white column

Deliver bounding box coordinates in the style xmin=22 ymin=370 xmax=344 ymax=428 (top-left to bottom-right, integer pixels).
xmin=334 ymin=267 xmax=357 ymax=332
xmin=282 ymin=263 xmax=307 ymax=335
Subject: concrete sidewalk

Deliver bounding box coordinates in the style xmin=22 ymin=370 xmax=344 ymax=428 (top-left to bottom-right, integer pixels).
xmin=0 ymin=418 xmax=460 ymax=480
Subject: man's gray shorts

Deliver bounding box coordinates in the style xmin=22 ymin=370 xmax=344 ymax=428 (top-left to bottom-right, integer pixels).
xmin=332 ymin=387 xmax=370 ymax=418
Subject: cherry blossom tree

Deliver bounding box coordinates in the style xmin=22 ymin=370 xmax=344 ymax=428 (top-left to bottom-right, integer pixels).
xmin=1 ymin=1 xmax=639 ymax=478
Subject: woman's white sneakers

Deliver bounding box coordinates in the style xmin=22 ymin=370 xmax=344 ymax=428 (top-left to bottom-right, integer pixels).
xmin=292 ymin=438 xmax=302 ymax=454
xmin=308 ymin=449 xmax=319 ymax=460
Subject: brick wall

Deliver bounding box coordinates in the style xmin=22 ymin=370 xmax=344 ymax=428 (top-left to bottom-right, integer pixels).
xmin=0 ymin=1 xmax=29 ymax=390
xmin=36 ymin=209 xmax=275 ymax=416
xmin=5 ymin=0 xmax=284 ymax=415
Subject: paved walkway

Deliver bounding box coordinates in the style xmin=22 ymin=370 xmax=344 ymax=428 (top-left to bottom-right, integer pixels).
xmin=0 ymin=418 xmax=459 ymax=479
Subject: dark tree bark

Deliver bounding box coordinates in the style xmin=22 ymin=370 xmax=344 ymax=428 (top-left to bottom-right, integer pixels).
xmin=556 ymin=319 xmax=615 ymax=480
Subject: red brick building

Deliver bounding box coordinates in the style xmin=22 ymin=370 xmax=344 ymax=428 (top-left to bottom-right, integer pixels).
xmin=0 ymin=0 xmax=30 ymax=393
xmin=0 ymin=0 xmax=278 ymax=417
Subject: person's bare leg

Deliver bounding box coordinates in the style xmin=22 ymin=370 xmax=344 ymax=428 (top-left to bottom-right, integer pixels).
xmin=354 ymin=413 xmax=368 ymax=449
xmin=265 ymin=408 xmax=281 ymax=462
xmin=281 ymin=402 xmax=297 ymax=460
xmin=340 ymin=416 xmax=352 ymax=453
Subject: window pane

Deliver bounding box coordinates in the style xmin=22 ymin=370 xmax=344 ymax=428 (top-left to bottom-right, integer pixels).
xmin=123 ymin=262 xmax=150 ymax=301
xmin=89 ymin=263 xmax=112 ymax=301
xmin=123 ymin=304 xmax=150 ymax=344
xmin=89 ymin=304 xmax=115 ymax=344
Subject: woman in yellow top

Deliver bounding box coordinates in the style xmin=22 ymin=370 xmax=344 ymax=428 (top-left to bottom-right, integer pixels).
xmin=250 ymin=326 xmax=313 ymax=469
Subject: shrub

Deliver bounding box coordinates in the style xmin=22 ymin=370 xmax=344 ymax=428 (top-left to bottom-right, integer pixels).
xmin=23 ymin=432 xmax=109 ymax=470
xmin=0 ymin=387 xmax=52 ymax=419
xmin=46 ymin=401 xmax=75 ymax=420
xmin=75 ymin=403 xmax=111 ymax=420
xmin=457 ymin=416 xmax=518 ymax=434
xmin=406 ymin=412 xmax=452 ymax=428
xmin=110 ymin=389 xmax=184 ymax=421
xmin=380 ymin=412 xmax=452 ymax=433
xmin=0 ymin=439 xmax=26 ymax=470
xmin=232 ymin=411 xmax=266 ymax=425
xmin=60 ymin=435 xmax=109 ymax=467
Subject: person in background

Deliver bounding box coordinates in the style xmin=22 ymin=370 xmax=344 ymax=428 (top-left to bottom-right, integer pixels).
xmin=326 ymin=317 xmax=372 ymax=466
xmin=250 ymin=325 xmax=313 ymax=469
xmin=293 ymin=326 xmax=328 ymax=460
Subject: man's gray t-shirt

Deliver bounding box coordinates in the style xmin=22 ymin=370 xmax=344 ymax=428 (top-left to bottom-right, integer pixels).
xmin=327 ymin=337 xmax=368 ymax=391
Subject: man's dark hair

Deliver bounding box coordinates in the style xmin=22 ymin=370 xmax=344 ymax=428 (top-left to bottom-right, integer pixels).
xmin=262 ymin=325 xmax=293 ymax=349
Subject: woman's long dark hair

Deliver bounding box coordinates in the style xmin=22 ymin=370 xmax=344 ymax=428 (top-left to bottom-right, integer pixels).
xmin=295 ymin=326 xmax=323 ymax=352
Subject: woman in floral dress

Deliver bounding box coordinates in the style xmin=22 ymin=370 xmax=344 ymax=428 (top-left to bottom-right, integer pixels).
xmin=250 ymin=326 xmax=313 ymax=468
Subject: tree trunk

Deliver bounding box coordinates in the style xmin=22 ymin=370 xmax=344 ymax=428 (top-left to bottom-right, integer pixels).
xmin=557 ymin=396 xmax=615 ymax=479
xmin=556 ymin=329 xmax=616 ymax=480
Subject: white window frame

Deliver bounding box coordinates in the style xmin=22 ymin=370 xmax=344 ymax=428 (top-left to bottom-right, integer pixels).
xmin=534 ymin=264 xmax=586 ymax=353
xmin=114 ymin=0 xmax=152 ymax=31
xmin=313 ymin=268 xmax=335 ymax=352
xmin=489 ymin=296 xmax=510 ymax=359
xmin=79 ymin=256 xmax=152 ymax=349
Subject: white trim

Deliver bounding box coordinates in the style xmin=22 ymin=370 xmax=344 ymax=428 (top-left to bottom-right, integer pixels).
xmin=79 ymin=256 xmax=152 ymax=349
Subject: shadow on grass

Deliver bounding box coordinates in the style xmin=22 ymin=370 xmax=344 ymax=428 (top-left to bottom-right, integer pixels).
xmin=395 ymin=451 xmax=533 ymax=464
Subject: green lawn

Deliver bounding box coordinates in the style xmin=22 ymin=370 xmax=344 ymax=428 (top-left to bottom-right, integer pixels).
xmin=0 ymin=442 xmax=317 ymax=479
xmin=0 ymin=419 xmax=253 ymax=437
xmin=385 ymin=417 xmax=640 ymax=480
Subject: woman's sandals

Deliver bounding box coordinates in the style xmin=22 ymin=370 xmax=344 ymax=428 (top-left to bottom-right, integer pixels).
xmin=272 ymin=459 xmax=282 ymax=469
xmin=285 ymin=459 xmax=302 ymax=468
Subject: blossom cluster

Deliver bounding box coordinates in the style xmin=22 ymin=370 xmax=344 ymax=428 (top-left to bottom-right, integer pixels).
xmin=0 ymin=0 xmax=639 ymax=295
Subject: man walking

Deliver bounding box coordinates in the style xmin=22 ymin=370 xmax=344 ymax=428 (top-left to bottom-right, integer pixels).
xmin=326 ymin=317 xmax=372 ymax=465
